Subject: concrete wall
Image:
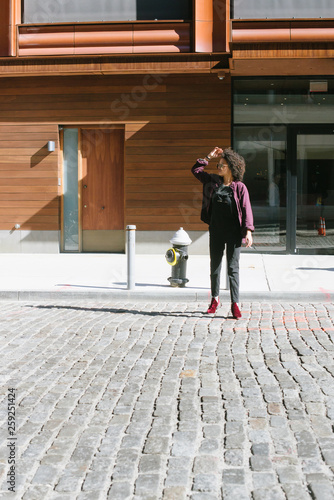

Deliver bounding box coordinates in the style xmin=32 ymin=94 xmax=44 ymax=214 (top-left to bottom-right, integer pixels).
xmin=0 ymin=230 xmax=59 ymax=253
xmin=0 ymin=230 xmax=209 ymax=254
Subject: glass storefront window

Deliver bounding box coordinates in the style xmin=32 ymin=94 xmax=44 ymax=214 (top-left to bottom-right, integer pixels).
xmin=234 ymin=79 xmax=334 ymax=125
xmin=234 ymin=126 xmax=287 ymax=251
xmin=22 ymin=0 xmax=192 ymax=24
xmin=233 ymin=78 xmax=334 ymax=254
xmin=297 ymin=134 xmax=334 ymax=250
xmin=232 ymin=0 xmax=334 ymax=19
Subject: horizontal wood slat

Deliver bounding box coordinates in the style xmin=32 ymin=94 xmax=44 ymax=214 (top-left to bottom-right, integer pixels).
xmin=125 ymin=177 xmax=199 ymax=186
xmin=127 ymin=192 xmax=201 ymax=201
xmin=0 ymin=223 xmax=60 ymax=230
xmin=0 ymin=215 xmax=58 ymax=223
xmin=0 ymin=193 xmax=58 ymax=201
xmin=0 ymin=140 xmax=58 ymax=148
xmin=232 ymin=44 xmax=334 ymax=60
xmin=0 ymin=77 xmax=226 ymax=93
xmin=126 ymin=215 xmax=201 ymax=223
xmin=0 ymin=187 xmax=58 ymax=192
xmin=127 ymin=207 xmax=198 ymax=216
xmin=0 ymin=148 xmax=58 ymax=155
xmin=0 ymin=173 xmax=56 ymax=179
xmin=0 ymin=84 xmax=167 ymax=96
xmin=0 ymin=92 xmax=230 ymax=104
xmin=123 ymin=139 xmax=226 ymax=147
xmin=125 ymin=152 xmax=230 ymax=163
xmin=0 ymin=73 xmax=230 ymax=233
xmin=0 ymin=178 xmax=57 ymax=185
xmin=125 ymin=170 xmax=201 ymax=178
xmin=126 ymin=186 xmax=197 ymax=193
xmin=0 ymin=160 xmax=57 ymax=168
xmin=0 ymin=125 xmax=58 ymax=132
xmin=0 ymin=100 xmax=229 ymax=112
xmin=0 ymin=200 xmax=58 ymax=207
xmin=0 ymin=208 xmax=58 ymax=215
xmin=0 ymin=109 xmax=227 ymax=120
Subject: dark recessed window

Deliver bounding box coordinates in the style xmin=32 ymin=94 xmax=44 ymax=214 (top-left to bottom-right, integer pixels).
xmin=22 ymin=0 xmax=192 ymax=24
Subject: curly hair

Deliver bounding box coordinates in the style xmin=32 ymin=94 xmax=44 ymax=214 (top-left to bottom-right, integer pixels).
xmin=221 ymin=148 xmax=245 ymax=182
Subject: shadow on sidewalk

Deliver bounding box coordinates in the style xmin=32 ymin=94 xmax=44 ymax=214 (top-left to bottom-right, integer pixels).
xmin=297 ymin=267 xmax=334 ymax=272
xmin=25 ymin=304 xmax=231 ymax=320
xmin=56 ymin=283 xmax=208 ymax=290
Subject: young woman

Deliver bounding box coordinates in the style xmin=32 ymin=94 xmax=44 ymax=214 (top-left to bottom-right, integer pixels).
xmin=191 ymin=147 xmax=254 ymax=318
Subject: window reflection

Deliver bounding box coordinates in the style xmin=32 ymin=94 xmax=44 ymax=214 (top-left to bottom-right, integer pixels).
xmin=232 ymin=0 xmax=334 ymax=19
xmin=297 ymin=135 xmax=334 ymax=249
xmin=22 ymin=0 xmax=192 ymax=23
xmin=234 ymin=79 xmax=334 ymax=124
xmin=234 ymin=126 xmax=287 ymax=251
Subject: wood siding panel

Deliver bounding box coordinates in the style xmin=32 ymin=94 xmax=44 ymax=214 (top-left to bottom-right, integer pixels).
xmin=0 ymin=122 xmax=59 ymax=231
xmin=0 ymin=74 xmax=230 ymax=232
xmin=123 ymin=74 xmax=231 ymax=231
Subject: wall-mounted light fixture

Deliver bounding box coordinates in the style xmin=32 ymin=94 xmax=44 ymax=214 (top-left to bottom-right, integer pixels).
xmin=47 ymin=141 xmax=55 ymax=152
xmin=217 ymin=71 xmax=226 ymax=81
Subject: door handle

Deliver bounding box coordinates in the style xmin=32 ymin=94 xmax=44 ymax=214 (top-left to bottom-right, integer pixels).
xmin=101 ymin=206 xmax=105 ymax=210
xmin=83 ymin=185 xmax=87 ymax=188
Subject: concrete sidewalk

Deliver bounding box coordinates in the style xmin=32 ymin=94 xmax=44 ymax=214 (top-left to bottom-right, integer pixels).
xmin=0 ymin=253 xmax=333 ymax=301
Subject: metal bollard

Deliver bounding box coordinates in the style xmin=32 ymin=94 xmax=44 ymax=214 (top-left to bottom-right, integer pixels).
xmin=126 ymin=225 xmax=136 ymax=290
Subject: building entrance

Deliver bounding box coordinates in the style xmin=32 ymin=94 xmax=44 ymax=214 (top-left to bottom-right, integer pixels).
xmin=293 ymin=128 xmax=334 ymax=253
xmin=61 ymin=126 xmax=125 ymax=252
xmin=233 ymin=77 xmax=334 ymax=254
xmin=234 ymin=125 xmax=334 ymax=254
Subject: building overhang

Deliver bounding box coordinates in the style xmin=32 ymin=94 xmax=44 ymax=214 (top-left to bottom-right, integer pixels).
xmin=0 ymin=52 xmax=229 ymax=78
xmin=230 ymin=19 xmax=334 ymax=76
xmin=229 ymin=46 xmax=334 ymax=76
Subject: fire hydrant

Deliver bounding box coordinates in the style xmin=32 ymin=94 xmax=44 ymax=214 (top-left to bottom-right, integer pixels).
xmin=165 ymin=227 xmax=192 ymax=287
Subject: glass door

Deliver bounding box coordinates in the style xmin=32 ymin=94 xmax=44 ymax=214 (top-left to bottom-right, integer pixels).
xmin=295 ymin=129 xmax=334 ymax=253
xmin=234 ymin=125 xmax=287 ymax=252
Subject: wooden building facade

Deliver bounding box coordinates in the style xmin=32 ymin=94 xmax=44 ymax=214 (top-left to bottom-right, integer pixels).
xmin=0 ymin=1 xmax=334 ymax=254
xmin=0 ymin=73 xmax=231 ymax=252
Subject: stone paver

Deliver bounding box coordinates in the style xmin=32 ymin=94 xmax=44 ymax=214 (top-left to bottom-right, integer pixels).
xmin=0 ymin=300 xmax=333 ymax=499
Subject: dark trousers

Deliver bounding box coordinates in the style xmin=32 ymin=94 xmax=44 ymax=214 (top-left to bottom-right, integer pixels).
xmin=209 ymin=228 xmax=241 ymax=303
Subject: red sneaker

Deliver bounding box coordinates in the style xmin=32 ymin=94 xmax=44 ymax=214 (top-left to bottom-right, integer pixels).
xmin=207 ymin=297 xmax=220 ymax=314
xmin=232 ymin=302 xmax=242 ymax=319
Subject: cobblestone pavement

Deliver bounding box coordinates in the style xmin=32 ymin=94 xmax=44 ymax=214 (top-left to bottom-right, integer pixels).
xmin=0 ymin=300 xmax=334 ymax=500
